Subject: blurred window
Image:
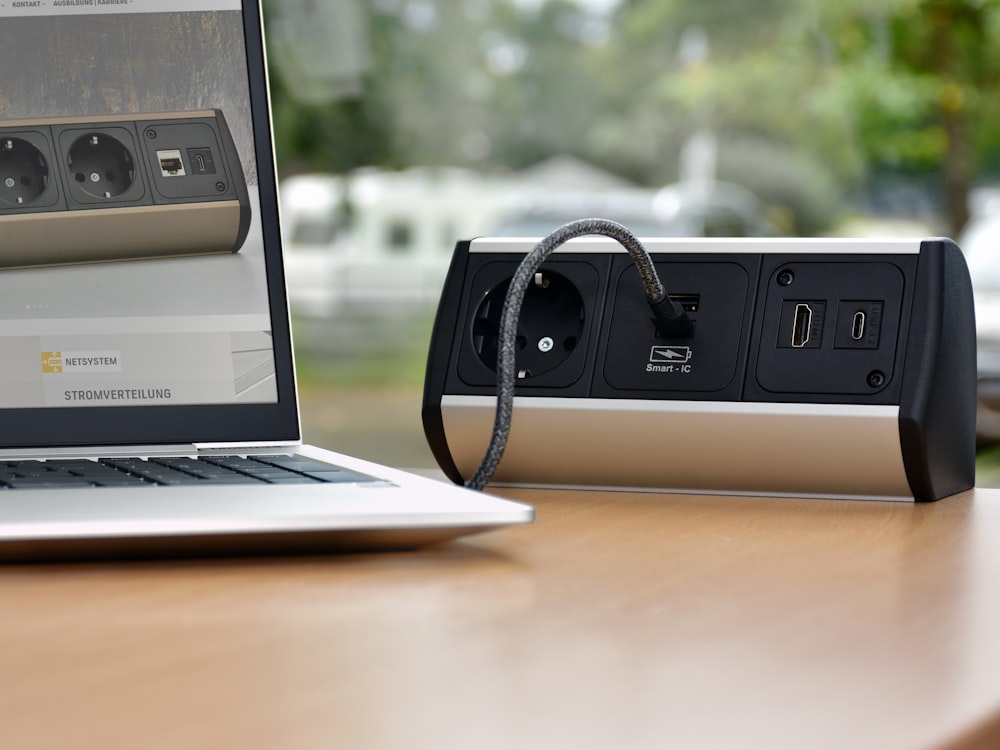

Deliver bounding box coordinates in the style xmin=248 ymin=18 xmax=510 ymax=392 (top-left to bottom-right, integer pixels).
xmin=386 ymin=220 xmax=414 ymax=252
xmin=291 ymin=217 xmax=339 ymax=246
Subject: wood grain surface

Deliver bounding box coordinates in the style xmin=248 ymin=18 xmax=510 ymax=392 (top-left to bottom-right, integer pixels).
xmin=2 ymin=487 xmax=1000 ymax=749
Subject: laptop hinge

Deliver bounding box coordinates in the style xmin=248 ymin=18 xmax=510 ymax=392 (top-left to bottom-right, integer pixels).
xmin=0 ymin=444 xmax=200 ymax=460
xmin=0 ymin=442 xmax=304 ymax=460
xmin=193 ymin=441 xmax=303 ymax=452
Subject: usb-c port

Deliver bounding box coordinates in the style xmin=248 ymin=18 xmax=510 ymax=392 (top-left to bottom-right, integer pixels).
xmin=851 ymin=311 xmax=866 ymax=340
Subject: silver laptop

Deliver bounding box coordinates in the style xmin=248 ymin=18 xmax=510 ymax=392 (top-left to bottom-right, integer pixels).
xmin=0 ymin=0 xmax=532 ymax=559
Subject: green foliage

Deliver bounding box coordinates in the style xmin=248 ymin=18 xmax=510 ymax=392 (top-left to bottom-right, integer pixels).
xmin=264 ymin=0 xmax=1000 ymax=236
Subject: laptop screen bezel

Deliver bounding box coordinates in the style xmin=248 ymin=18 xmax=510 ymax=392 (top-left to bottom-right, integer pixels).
xmin=0 ymin=0 xmax=302 ymax=450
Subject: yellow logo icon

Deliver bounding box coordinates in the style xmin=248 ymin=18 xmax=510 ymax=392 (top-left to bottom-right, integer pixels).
xmin=41 ymin=352 xmax=63 ymax=373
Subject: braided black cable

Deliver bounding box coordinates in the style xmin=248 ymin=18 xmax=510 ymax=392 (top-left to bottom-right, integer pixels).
xmin=466 ymin=218 xmax=690 ymax=490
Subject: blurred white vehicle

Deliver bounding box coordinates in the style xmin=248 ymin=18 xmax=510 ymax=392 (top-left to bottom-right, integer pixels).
xmin=279 ymin=168 xmax=514 ymax=318
xmin=959 ymin=189 xmax=1000 ymax=442
xmin=279 ymin=161 xmax=771 ymax=324
xmin=492 ymin=180 xmax=769 ymax=238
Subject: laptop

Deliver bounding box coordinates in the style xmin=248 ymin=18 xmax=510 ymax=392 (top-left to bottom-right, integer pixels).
xmin=0 ymin=0 xmax=532 ymax=559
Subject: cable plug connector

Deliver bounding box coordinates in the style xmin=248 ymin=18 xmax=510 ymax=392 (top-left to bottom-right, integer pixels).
xmin=466 ymin=217 xmax=689 ymax=491
xmin=648 ymin=293 xmax=694 ymax=338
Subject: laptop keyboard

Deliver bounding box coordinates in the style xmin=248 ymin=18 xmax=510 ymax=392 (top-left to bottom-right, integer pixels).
xmin=0 ymin=455 xmax=377 ymax=490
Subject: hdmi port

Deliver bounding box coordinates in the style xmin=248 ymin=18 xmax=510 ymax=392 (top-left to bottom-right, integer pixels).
xmin=792 ymin=303 xmax=813 ymax=348
xmin=780 ymin=300 xmax=826 ymax=349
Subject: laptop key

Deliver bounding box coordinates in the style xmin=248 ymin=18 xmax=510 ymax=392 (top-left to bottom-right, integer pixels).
xmin=0 ymin=455 xmax=377 ymax=489
xmin=99 ymin=458 xmax=221 ymax=486
xmin=89 ymin=476 xmax=155 ymax=487
xmin=2 ymin=476 xmax=103 ymax=489
xmin=195 ymin=456 xmax=327 ymax=483
xmin=151 ymin=457 xmax=260 ymax=482
xmin=205 ymin=455 xmax=373 ymax=484
xmin=299 ymin=470 xmax=371 ymax=483
xmin=248 ymin=456 xmax=375 ymax=483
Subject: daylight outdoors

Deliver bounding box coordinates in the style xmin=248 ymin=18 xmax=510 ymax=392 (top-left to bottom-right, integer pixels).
xmin=260 ymin=0 xmax=1000 ymax=478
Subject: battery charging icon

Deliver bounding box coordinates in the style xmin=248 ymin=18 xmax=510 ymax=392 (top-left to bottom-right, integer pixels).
xmin=649 ymin=346 xmax=692 ymax=364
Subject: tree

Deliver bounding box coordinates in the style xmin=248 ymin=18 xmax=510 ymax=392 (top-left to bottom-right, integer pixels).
xmin=604 ymin=0 xmax=1000 ymax=236
xmin=263 ymin=0 xmax=1000 ymax=236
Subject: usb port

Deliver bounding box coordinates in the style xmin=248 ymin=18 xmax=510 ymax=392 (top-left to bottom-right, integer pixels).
xmin=835 ymin=300 xmax=883 ymax=349
xmin=186 ymin=147 xmax=216 ymax=175
xmin=668 ymin=294 xmax=700 ymax=313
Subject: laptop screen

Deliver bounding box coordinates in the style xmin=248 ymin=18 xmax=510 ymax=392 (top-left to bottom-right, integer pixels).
xmin=0 ymin=0 xmax=300 ymax=448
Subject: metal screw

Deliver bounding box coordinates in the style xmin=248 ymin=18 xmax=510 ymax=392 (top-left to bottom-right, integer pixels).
xmin=867 ymin=370 xmax=886 ymax=388
xmin=145 ymin=129 xmax=157 ymax=139
xmin=538 ymin=336 xmax=554 ymax=353
xmin=215 ymin=181 xmax=226 ymax=192
xmin=777 ymin=270 xmax=794 ymax=287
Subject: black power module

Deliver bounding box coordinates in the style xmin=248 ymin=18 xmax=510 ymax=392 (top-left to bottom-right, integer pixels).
xmin=422 ymin=236 xmax=976 ymax=502
xmin=0 ymin=109 xmax=250 ymax=269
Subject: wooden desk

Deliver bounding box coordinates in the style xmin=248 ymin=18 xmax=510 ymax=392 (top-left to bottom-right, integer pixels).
xmin=3 ymin=487 xmax=1000 ymax=749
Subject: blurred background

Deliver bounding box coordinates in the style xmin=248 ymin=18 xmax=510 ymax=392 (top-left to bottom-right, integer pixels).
xmin=261 ymin=0 xmax=1000 ymax=480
